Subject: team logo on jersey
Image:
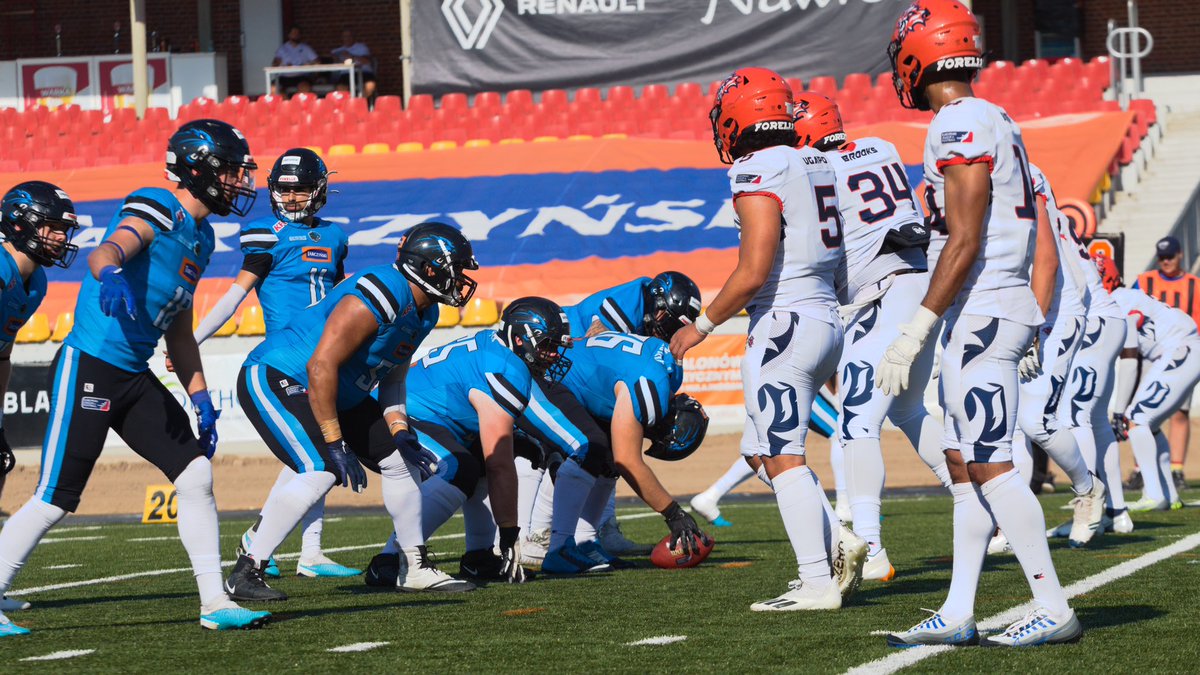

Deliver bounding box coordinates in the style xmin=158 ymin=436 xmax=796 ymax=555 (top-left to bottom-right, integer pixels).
xmin=735 ymin=174 xmax=762 ymax=184
xmin=83 ymin=383 xmax=94 ymax=393
xmin=309 ymin=231 xmax=322 ymax=242
xmin=178 ymin=259 xmax=201 ymax=284
xmin=940 ymin=131 xmax=974 ymax=144
xmin=302 ymin=247 xmax=332 ymax=263
xmin=279 ymin=379 xmax=289 ymax=387
xmin=284 ymin=384 xmax=306 ymax=397
xmin=175 ymin=208 xmax=185 ymax=224
xmin=80 ymin=396 xmax=111 ymax=412
xmin=273 ymin=221 xmax=286 ymax=233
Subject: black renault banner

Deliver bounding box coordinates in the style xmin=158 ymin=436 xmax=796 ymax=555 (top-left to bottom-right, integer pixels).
xmin=413 ymin=0 xmax=909 ymax=96
xmin=5 ymin=363 xmax=52 ymax=449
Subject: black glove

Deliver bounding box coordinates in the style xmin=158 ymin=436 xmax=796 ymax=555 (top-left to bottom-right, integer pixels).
xmin=663 ymin=501 xmax=709 ymax=556
xmin=1111 ymin=413 xmax=1130 ymax=442
xmin=327 ymin=440 xmax=368 ymax=493
xmin=392 ymin=430 xmax=439 ymax=480
xmin=498 ymin=526 xmax=527 ymax=584
xmin=0 ymin=428 xmax=14 ymax=476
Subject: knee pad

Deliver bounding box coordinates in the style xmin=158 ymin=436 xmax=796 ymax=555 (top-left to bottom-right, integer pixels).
xmin=172 ymin=457 xmax=214 ymax=496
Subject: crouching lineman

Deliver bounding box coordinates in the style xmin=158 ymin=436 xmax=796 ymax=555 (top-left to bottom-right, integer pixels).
xmin=224 ymin=223 xmax=479 ymax=601
xmin=0 ymin=182 xmax=81 ymax=624
xmin=364 ymin=297 xmax=575 ymax=589
xmin=1100 ymin=255 xmax=1200 ymax=511
xmin=0 ymin=120 xmax=270 ymax=634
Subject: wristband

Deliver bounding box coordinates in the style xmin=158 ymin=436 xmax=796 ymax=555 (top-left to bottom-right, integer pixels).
xmin=388 ymin=419 xmax=409 ymax=434
xmin=319 ymin=418 xmax=343 ymax=444
xmin=695 ymin=313 xmax=717 ymax=336
xmin=99 ymin=264 xmax=121 ymax=279
xmin=661 ymin=500 xmax=684 ymax=520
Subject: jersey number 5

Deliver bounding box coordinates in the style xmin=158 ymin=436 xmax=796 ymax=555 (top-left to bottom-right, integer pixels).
xmin=585 ymin=333 xmax=646 ymax=354
xmin=815 ymin=185 xmax=842 ymax=249
xmin=420 ymin=338 xmax=478 ymax=368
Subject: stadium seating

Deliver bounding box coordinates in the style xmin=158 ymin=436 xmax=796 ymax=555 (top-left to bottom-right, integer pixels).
xmin=15 ymin=313 xmax=50 ymax=343
xmin=436 ymin=305 xmax=461 ymax=328
xmin=460 ymin=298 xmax=500 ymax=327
xmin=50 ymin=312 xmax=73 ymax=342
xmin=235 ymin=305 xmax=266 ymax=337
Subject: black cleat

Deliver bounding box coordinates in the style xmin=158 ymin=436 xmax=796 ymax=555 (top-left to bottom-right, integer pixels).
xmin=364 ymin=553 xmax=401 ymax=588
xmin=459 ymin=549 xmax=505 ymax=581
xmin=224 ymin=554 xmax=288 ymax=602
xmin=1124 ymin=470 xmax=1144 ymax=491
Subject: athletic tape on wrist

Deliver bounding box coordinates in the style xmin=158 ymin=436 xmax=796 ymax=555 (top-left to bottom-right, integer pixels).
xmin=695 ymin=313 xmax=717 ymax=336
xmin=319 ymin=418 xmax=343 ymax=444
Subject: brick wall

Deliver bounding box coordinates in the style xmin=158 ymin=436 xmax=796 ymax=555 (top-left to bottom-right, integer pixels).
xmin=286 ymin=1 xmax=403 ymax=96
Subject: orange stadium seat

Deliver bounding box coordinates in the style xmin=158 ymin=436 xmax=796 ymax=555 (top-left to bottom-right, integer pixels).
xmin=441 ymin=92 xmax=468 ymax=111
xmin=373 ymin=95 xmax=401 ymax=115
xmin=575 ymin=88 xmax=601 ymax=106
xmin=806 ymin=76 xmax=837 ymax=96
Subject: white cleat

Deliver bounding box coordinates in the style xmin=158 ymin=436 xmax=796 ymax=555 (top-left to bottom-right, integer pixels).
xmin=981 ymin=607 xmax=1083 ymax=647
xmin=1128 ymin=496 xmax=1169 ymax=512
xmin=833 ymin=524 xmax=868 ymax=600
xmin=689 ymin=490 xmax=723 ymax=525
xmin=834 ymin=499 xmax=852 ymax=525
xmin=987 ymin=532 xmax=1013 ymax=555
xmin=1111 ymin=510 xmax=1134 ymax=533
xmin=397 ymin=546 xmax=475 ymax=593
xmin=0 ymin=595 xmax=30 ymax=612
xmin=1068 ymin=476 xmax=1106 ymax=548
xmin=886 ymin=610 xmax=978 ymax=647
xmin=751 ymin=579 xmax=841 ymax=612
xmin=863 ymin=548 xmax=896 ymax=582
xmin=519 ymin=528 xmax=549 ymax=566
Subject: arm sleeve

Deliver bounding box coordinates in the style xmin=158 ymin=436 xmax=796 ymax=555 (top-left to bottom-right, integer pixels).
xmin=378 ymin=360 xmax=409 ymax=418
xmin=1124 ymin=313 xmax=1142 ymax=349
xmin=194 ymin=284 xmax=248 ymax=344
xmin=928 ymin=104 xmax=997 ymax=172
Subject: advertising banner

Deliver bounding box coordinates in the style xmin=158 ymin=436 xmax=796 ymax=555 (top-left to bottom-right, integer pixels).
xmin=18 ymin=58 xmax=93 ymax=109
xmin=96 ymin=54 xmax=172 ymax=111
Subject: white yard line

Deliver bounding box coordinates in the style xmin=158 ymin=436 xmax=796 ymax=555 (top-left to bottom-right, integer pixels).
xmin=625 ymin=635 xmax=687 ymax=646
xmin=328 ymin=641 xmax=390 ymax=653
xmin=844 ymin=531 xmax=1200 ymax=675
xmin=53 ymin=526 xmax=104 ymax=534
xmin=44 ymin=564 xmax=82 ymax=570
xmin=21 ymin=649 xmax=95 ymax=661
xmin=41 ymin=536 xmax=105 ymax=544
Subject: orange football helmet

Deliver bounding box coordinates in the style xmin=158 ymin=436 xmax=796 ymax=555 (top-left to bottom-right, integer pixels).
xmin=710 ymin=67 xmax=794 ymax=164
xmin=888 ymin=0 xmax=983 ymax=110
xmin=792 ymin=92 xmax=846 ymax=150
xmin=1093 ymin=253 xmax=1122 ymax=292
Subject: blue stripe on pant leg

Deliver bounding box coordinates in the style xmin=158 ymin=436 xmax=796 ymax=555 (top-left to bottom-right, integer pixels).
xmin=37 ymin=346 xmax=79 ymax=505
xmin=248 ymin=365 xmax=326 ymax=473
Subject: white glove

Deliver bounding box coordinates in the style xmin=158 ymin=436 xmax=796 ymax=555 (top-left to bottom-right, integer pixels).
xmin=1018 ymin=333 xmax=1043 ymax=383
xmin=878 ymin=306 xmax=940 ymax=397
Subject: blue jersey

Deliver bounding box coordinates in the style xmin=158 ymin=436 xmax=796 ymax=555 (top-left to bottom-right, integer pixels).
xmin=0 ymin=247 xmax=47 ymax=349
xmin=559 ymin=332 xmax=681 ymax=427
xmin=66 ymin=188 xmax=215 ymax=372
xmin=239 ymin=216 xmax=349 ymax=333
xmin=246 ymin=263 xmax=437 ymax=409
xmin=563 ymin=277 xmax=649 ymax=338
xmin=407 ymin=330 xmax=533 ymax=444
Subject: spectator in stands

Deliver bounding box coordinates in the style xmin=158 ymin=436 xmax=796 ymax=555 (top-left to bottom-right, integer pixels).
xmin=272 ymin=26 xmax=319 ymax=96
xmin=331 ymin=29 xmax=377 ymax=102
xmin=1135 ymin=235 xmax=1200 ymax=490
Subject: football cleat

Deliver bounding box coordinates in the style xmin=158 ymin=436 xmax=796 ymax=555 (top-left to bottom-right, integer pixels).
xmin=1171 ymin=499 xmax=1184 ymax=511
xmin=1068 ymin=476 xmax=1106 ymax=548
xmin=1109 ymin=510 xmax=1135 ymax=534
xmin=751 ymin=579 xmax=841 ymax=612
xmin=1172 ymin=469 xmax=1187 ymax=491
xmin=398 ymin=546 xmax=476 ymax=593
xmin=1128 ymin=496 xmax=1169 ymax=512
xmin=1046 ymin=520 xmax=1071 ymax=538
xmin=835 ymin=499 xmax=852 ymax=525
xmin=519 ymin=528 xmax=550 ymax=566
xmin=833 ymin=524 xmax=868 ymax=600
xmin=459 ymin=548 xmax=505 ymax=581
xmin=199 ymin=599 xmax=271 ymax=631
xmin=364 ymin=552 xmax=401 ymax=587
xmin=542 ymin=539 xmax=612 ymax=575
xmin=987 ymin=532 xmax=1013 ymax=555
xmin=577 ymin=539 xmax=637 ymax=570
xmin=886 ymin=610 xmax=978 ymax=647
xmin=1123 ymin=470 xmax=1144 ymax=491
xmin=224 ymin=555 xmax=288 ymax=602
xmin=0 ymin=595 xmax=30 ymax=612
xmin=238 ymin=529 xmax=281 ymax=579
xmin=863 ymin=547 xmax=896 ymax=582
xmin=689 ymin=490 xmax=729 ymax=527
xmin=981 ymin=607 xmax=1083 ymax=647
xmin=297 ymin=555 xmax=361 ymax=578
xmin=599 ymin=518 xmax=652 ymax=555
xmin=0 ymin=611 xmax=29 ymax=637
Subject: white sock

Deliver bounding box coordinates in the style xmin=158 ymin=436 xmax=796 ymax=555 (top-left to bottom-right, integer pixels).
xmin=530 ymin=468 xmax=556 ymax=533
xmin=420 ymin=477 xmax=467 ymax=540
xmin=248 ymin=470 xmax=336 ymax=562
xmin=0 ymin=498 xmax=66 ymax=594
xmin=843 ymin=438 xmax=885 ymax=554
xmin=378 ymin=451 xmax=424 ymax=549
xmin=380 ymin=532 xmax=400 ymax=556
xmin=980 ymin=469 xmax=1070 ymax=618
xmin=938 ymin=482 xmax=993 ymax=623
xmin=299 ymin=498 xmax=325 ymax=561
xmin=550 ymin=461 xmax=595 ymax=550
xmin=515 ymin=456 xmax=543 ymax=534
xmin=1072 ymin=425 xmax=1098 ymax=475
xmin=895 ymin=411 xmax=952 ymax=488
xmin=463 ymin=480 xmax=497 ymax=551
xmin=576 ymin=477 xmax=616 ymax=543
xmin=1096 ymin=429 xmax=1126 ymax=511
xmin=1011 ymin=428 xmax=1034 ymax=484
xmin=1129 ymin=426 xmax=1165 ymax=503
xmin=817 ymin=480 xmax=839 ymax=556
xmin=173 ymin=457 xmax=230 ymax=607
xmin=755 ymin=462 xmax=773 ymax=488
xmin=771 ymin=466 xmax=832 ymax=588
xmin=831 ymin=440 xmax=848 ymax=506
xmin=707 ymin=458 xmax=755 ymax=499
xmin=1041 ymin=425 xmax=1093 ymax=495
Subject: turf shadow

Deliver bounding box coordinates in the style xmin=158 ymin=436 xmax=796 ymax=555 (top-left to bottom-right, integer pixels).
xmin=270 ymin=598 xmax=467 ymax=623
xmin=28 ymin=591 xmax=196 ymax=609
xmin=1075 ymin=603 xmax=1163 ymax=630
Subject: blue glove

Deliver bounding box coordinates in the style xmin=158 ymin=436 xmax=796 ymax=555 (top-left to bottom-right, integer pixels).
xmin=327 ymin=439 xmax=368 ymax=493
xmin=392 ymin=429 xmax=440 ymax=480
xmin=190 ymin=391 xmax=220 ymax=459
xmin=98 ymin=266 xmax=137 ymax=320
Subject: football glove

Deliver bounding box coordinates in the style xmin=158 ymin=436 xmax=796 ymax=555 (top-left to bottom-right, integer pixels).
xmin=98 ymin=266 xmax=137 ymax=320
xmin=1111 ymin=413 xmax=1130 ymax=442
xmin=392 ymin=429 xmax=439 ymax=480
xmin=190 ymin=391 xmax=220 ymax=459
xmin=663 ymin=501 xmax=709 ymax=556
xmin=327 ymin=439 xmax=368 ymax=493
xmin=498 ymin=526 xmax=527 ymax=584
xmin=1018 ymin=334 xmax=1043 ymax=383
xmin=0 ymin=428 xmax=14 ymax=476
xmin=878 ymin=306 xmax=939 ymax=396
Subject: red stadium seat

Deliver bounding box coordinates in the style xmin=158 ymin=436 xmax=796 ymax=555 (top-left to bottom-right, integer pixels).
xmin=806 ymin=76 xmax=837 ymax=96
xmin=785 ymin=78 xmax=804 ymax=96
xmin=407 ymin=94 xmax=434 ymax=114
xmin=842 ymin=72 xmax=871 ymax=94
xmin=1130 ymin=99 xmax=1157 ymax=126
xmin=674 ymin=82 xmax=702 ymax=100
xmin=506 ymin=89 xmax=534 ymax=109
xmin=441 ymin=92 xmax=468 ymax=111
xmin=1085 ymin=57 xmax=1112 ymax=89
xmin=474 ymin=91 xmax=502 ymax=110
xmin=0 ymin=160 xmax=19 ymax=173
xmin=875 ymin=72 xmax=892 ymax=89
xmin=575 ymin=88 xmax=602 ymax=106
xmin=541 ymin=89 xmax=569 ymax=109
xmin=373 ymin=95 xmax=402 ymax=114
xmin=641 ymin=84 xmax=668 ymax=101
xmin=607 ymin=86 xmax=634 ymax=103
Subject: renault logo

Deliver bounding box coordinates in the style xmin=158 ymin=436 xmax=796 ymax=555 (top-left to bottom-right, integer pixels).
xmin=442 ymin=0 xmax=505 ymax=50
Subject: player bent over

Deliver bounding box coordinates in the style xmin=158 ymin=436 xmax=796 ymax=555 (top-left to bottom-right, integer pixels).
xmin=193 ymin=148 xmax=356 ymax=579
xmin=0 ymin=182 xmax=80 ymax=625
xmin=672 ymin=68 xmax=864 ymax=612
xmin=1103 ymin=256 xmax=1200 ymax=512
xmin=0 ymin=120 xmax=269 ymax=634
xmin=225 ymin=223 xmax=478 ymax=600
xmin=880 ymin=1 xmax=1079 ymax=647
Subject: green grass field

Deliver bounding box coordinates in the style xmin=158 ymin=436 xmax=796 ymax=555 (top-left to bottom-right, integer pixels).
xmin=3 ymin=490 xmax=1200 ymax=672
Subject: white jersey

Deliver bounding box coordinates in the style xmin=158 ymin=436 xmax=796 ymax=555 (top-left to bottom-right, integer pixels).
xmin=1029 ymin=164 xmax=1086 ymax=322
xmin=1111 ymin=287 xmax=1200 ymax=360
xmin=728 ymin=145 xmax=841 ymax=322
xmin=826 ymin=136 xmax=927 ymax=303
xmin=924 ymin=97 xmax=1042 ymax=326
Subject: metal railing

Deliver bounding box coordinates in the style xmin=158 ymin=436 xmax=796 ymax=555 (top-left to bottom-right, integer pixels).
xmin=1106 ymin=1 xmax=1154 ymax=110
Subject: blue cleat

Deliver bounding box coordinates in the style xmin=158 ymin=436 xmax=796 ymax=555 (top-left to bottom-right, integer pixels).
xmin=0 ymin=611 xmax=30 ymax=637
xmin=238 ymin=530 xmax=281 ymax=579
xmin=297 ymin=556 xmax=362 ymax=578
xmin=542 ymin=538 xmax=611 ymax=575
xmin=887 ymin=610 xmax=978 ymax=648
xmin=200 ymin=602 xmax=272 ymax=631
xmin=577 ymin=539 xmax=636 ymax=570
xmin=712 ymin=516 xmax=734 ymax=528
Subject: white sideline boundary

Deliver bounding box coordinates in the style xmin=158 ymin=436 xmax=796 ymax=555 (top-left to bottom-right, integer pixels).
xmin=844 ymin=531 xmax=1200 ymax=675
xmin=10 ymin=509 xmax=664 ymax=597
